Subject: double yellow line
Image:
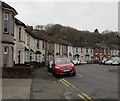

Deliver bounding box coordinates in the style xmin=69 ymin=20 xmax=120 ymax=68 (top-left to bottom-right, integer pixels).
xmin=59 ymin=79 xmax=93 ymax=101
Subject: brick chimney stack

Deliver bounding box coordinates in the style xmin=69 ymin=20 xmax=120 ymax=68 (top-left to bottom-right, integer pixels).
xmin=27 ymin=26 xmax=33 ymax=31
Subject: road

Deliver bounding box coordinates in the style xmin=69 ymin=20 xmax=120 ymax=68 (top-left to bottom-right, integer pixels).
xmin=30 ymin=64 xmax=119 ymax=100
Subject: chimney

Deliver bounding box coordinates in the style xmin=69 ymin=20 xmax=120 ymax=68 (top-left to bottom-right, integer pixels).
xmin=27 ymin=26 xmax=33 ymax=31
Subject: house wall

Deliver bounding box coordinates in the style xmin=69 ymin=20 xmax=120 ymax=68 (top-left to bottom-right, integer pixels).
xmin=111 ymin=49 xmax=119 ymax=56
xmin=119 ymin=1 xmax=120 ymax=33
xmin=0 ymin=4 xmax=3 ymax=67
xmin=39 ymin=40 xmax=45 ymax=62
xmin=59 ymin=44 xmax=62 ymax=56
xmin=73 ymin=47 xmax=93 ymax=62
xmin=29 ymin=35 xmax=35 ymax=62
xmin=1 ymin=6 xmax=16 ymax=67
xmin=24 ymin=31 xmax=30 ymax=63
xmin=14 ymin=24 xmax=26 ymax=64
xmin=68 ymin=46 xmax=73 ymax=60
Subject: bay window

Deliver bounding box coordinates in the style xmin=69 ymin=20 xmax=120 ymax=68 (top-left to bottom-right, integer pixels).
xmin=4 ymin=13 xmax=9 ymax=33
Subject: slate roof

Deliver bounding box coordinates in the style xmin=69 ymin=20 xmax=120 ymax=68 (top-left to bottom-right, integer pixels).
xmin=109 ymin=44 xmax=120 ymax=50
xmin=15 ymin=18 xmax=26 ymax=28
xmin=72 ymin=42 xmax=98 ymax=48
xmin=32 ymin=30 xmax=72 ymax=46
xmin=26 ymin=29 xmax=47 ymax=41
xmin=1 ymin=1 xmax=18 ymax=15
xmin=72 ymin=41 xmax=120 ymax=50
xmin=96 ymin=43 xmax=110 ymax=49
xmin=31 ymin=30 xmax=50 ymax=41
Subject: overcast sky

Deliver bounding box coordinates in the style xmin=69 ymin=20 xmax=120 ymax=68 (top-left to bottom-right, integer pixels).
xmin=2 ymin=0 xmax=119 ymax=32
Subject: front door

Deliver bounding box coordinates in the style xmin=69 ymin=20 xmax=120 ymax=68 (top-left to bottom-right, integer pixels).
xmin=3 ymin=47 xmax=9 ymax=67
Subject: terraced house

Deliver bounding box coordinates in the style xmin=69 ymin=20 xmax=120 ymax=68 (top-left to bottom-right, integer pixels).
xmin=0 ymin=1 xmax=119 ymax=69
xmin=14 ymin=18 xmax=26 ymax=64
xmin=14 ymin=22 xmax=48 ymax=65
xmin=0 ymin=1 xmax=17 ymax=67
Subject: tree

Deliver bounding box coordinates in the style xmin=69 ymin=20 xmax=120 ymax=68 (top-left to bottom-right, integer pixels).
xmin=35 ymin=25 xmax=44 ymax=30
xmin=94 ymin=29 xmax=99 ymax=34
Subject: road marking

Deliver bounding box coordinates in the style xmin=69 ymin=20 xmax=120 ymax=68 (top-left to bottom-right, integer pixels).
xmin=59 ymin=79 xmax=70 ymax=87
xmin=62 ymin=79 xmax=76 ymax=89
xmin=78 ymin=94 xmax=88 ymax=101
xmin=59 ymin=79 xmax=93 ymax=101
xmin=81 ymin=93 xmax=93 ymax=100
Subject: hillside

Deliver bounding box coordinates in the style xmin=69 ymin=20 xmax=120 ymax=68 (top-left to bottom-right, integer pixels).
xmin=36 ymin=24 xmax=120 ymax=46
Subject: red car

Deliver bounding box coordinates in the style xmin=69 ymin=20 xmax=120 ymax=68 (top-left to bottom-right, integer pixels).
xmin=49 ymin=58 xmax=76 ymax=77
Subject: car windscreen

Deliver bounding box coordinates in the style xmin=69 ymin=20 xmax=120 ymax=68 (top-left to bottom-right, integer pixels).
xmin=55 ymin=59 xmax=71 ymax=65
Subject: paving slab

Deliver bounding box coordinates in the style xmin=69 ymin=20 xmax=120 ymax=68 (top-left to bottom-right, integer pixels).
xmin=2 ymin=78 xmax=32 ymax=99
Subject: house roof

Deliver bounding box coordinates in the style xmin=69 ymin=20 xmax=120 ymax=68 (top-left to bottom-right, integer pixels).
xmin=1 ymin=1 xmax=18 ymax=15
xmin=109 ymin=44 xmax=120 ymax=50
xmin=96 ymin=43 xmax=110 ymax=49
xmin=32 ymin=30 xmax=72 ymax=46
xmin=15 ymin=18 xmax=26 ymax=28
xmin=25 ymin=29 xmax=40 ymax=40
xmin=32 ymin=30 xmax=49 ymax=41
xmin=58 ymin=39 xmax=72 ymax=46
xmin=72 ymin=42 xmax=98 ymax=48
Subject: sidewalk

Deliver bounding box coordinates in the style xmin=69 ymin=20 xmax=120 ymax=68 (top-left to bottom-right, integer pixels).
xmin=2 ymin=78 xmax=32 ymax=99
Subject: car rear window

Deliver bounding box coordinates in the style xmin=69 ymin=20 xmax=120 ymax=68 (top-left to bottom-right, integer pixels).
xmin=55 ymin=58 xmax=71 ymax=65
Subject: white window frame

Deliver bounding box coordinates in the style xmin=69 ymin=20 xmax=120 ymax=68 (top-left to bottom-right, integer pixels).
xmin=4 ymin=13 xmax=9 ymax=33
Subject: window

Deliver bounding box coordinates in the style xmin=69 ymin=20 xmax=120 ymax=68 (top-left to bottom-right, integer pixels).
xmin=18 ymin=51 xmax=21 ymax=55
xmin=37 ymin=40 xmax=39 ymax=49
xmin=76 ymin=48 xmax=78 ymax=52
xmin=86 ymin=48 xmax=88 ymax=53
xmin=11 ymin=15 xmax=14 ymax=35
xmin=19 ymin=27 xmax=22 ymax=41
xmin=27 ymin=34 xmax=29 ymax=45
xmin=18 ymin=51 xmax=21 ymax=64
xmin=42 ymin=41 xmax=45 ymax=49
xmin=91 ymin=49 xmax=93 ymax=53
xmin=11 ymin=47 xmax=14 ymax=66
xmin=4 ymin=13 xmax=9 ymax=33
xmin=30 ymin=53 xmax=32 ymax=61
xmin=81 ymin=48 xmax=83 ymax=53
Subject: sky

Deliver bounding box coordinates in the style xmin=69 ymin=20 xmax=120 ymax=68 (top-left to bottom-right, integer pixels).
xmin=2 ymin=0 xmax=119 ymax=33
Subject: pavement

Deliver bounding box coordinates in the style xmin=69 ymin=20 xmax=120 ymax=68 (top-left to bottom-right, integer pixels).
xmin=2 ymin=78 xmax=32 ymax=99
xmin=1 ymin=65 xmax=119 ymax=100
xmin=0 ymin=78 xmax=2 ymax=101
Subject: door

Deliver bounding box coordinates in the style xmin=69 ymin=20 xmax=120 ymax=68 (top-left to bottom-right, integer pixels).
xmin=3 ymin=46 xmax=9 ymax=67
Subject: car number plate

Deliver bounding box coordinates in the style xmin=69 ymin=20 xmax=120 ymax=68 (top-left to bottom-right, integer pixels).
xmin=64 ymin=69 xmax=70 ymax=72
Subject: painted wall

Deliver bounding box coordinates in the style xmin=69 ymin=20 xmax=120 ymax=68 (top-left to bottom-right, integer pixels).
xmin=0 ymin=4 xmax=3 ymax=67
xmin=14 ymin=24 xmax=26 ymax=64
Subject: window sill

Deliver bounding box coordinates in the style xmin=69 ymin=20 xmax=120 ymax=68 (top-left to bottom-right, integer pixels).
xmin=19 ymin=40 xmax=23 ymax=42
xmin=4 ymin=32 xmax=9 ymax=34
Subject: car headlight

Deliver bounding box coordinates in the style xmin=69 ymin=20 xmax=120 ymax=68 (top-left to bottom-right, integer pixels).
xmin=55 ymin=66 xmax=60 ymax=69
xmin=71 ymin=64 xmax=74 ymax=66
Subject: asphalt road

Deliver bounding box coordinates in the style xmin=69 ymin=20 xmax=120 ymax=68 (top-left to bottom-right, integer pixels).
xmin=30 ymin=64 xmax=119 ymax=100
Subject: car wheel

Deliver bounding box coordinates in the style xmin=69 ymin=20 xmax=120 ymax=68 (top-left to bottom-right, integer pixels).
xmin=52 ymin=71 xmax=55 ymax=76
xmin=55 ymin=74 xmax=60 ymax=78
xmin=72 ymin=72 xmax=76 ymax=76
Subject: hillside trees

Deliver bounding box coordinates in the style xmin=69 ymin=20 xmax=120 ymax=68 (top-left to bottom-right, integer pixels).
xmin=40 ymin=24 xmax=120 ymax=45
